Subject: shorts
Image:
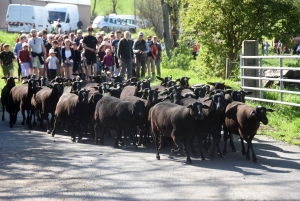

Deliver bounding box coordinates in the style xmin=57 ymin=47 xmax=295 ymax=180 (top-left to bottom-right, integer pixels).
xmin=32 ymin=56 xmax=44 ymax=68
xmin=107 ymin=66 xmax=113 ymax=71
xmin=62 ymin=62 xmax=73 ymax=67
xmin=1 ymin=63 xmax=14 ymax=76
xmin=85 ymin=53 xmax=97 ymax=65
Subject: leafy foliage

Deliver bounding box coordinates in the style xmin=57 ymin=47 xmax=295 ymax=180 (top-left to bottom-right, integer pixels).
xmin=161 ymin=42 xmax=193 ymax=70
xmin=181 ymin=0 xmax=300 ymax=77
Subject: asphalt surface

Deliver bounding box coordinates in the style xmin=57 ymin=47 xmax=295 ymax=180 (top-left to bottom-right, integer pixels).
xmin=0 ymin=112 xmax=300 ymax=201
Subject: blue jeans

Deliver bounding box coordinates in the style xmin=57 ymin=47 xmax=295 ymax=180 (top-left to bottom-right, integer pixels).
xmin=97 ymin=61 xmax=101 ymax=73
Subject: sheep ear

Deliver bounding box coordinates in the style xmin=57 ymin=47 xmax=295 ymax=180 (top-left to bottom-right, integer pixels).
xmin=187 ymin=104 xmax=193 ymax=108
xmin=225 ymin=89 xmax=232 ymax=94
xmin=22 ymin=81 xmax=28 ymax=84
xmin=207 ymin=81 xmax=216 ymax=85
xmin=250 ymin=110 xmax=256 ymax=116
xmin=162 ymin=95 xmax=170 ymax=101
xmin=225 ymin=85 xmax=232 ymax=89
xmin=187 ymin=77 xmax=190 ymax=80
xmin=202 ymin=105 xmax=210 ymax=109
xmin=204 ymin=96 xmax=212 ymax=102
xmin=47 ymin=84 xmax=53 ymax=88
xmin=266 ymin=108 xmax=275 ymax=112
xmin=1 ymin=77 xmax=7 ymax=79
xmin=156 ymin=76 xmax=163 ymax=81
xmin=245 ymin=91 xmax=253 ymax=95
xmin=175 ymin=78 xmax=180 ymax=82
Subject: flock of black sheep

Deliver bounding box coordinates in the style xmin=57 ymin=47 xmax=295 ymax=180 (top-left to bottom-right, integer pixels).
xmin=1 ymin=74 xmax=274 ymax=164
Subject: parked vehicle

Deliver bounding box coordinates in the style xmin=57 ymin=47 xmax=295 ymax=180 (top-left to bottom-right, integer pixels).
xmin=6 ymin=4 xmax=50 ymax=33
xmin=108 ymin=14 xmax=149 ymax=28
xmin=46 ymin=3 xmax=79 ymax=33
xmin=92 ymin=15 xmax=137 ymax=33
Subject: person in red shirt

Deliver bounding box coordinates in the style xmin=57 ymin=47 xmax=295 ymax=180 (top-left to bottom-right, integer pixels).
xmin=18 ymin=43 xmax=30 ymax=76
xmin=102 ymin=48 xmax=114 ymax=76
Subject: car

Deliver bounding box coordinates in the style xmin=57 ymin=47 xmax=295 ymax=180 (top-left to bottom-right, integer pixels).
xmin=91 ymin=16 xmax=137 ymax=33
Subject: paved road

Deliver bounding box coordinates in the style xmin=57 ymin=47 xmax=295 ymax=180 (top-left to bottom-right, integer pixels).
xmin=0 ymin=113 xmax=300 ymax=201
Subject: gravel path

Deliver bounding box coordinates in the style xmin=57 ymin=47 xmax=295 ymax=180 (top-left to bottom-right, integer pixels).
xmin=0 ymin=113 xmax=300 ymax=201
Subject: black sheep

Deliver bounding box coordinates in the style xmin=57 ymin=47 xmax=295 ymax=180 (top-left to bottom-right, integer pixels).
xmin=31 ymin=82 xmax=64 ymax=133
xmin=149 ymin=102 xmax=206 ymax=164
xmin=7 ymin=78 xmax=38 ymax=129
xmin=1 ymin=76 xmax=18 ymax=121
xmin=94 ymin=96 xmax=145 ymax=147
xmin=224 ymin=102 xmax=274 ymax=162
xmin=52 ymin=89 xmax=90 ymax=142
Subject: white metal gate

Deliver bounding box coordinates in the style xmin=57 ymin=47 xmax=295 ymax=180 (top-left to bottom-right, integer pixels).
xmin=240 ymin=55 xmax=300 ymax=107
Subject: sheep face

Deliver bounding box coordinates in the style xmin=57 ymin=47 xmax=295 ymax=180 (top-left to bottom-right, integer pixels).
xmin=188 ymin=102 xmax=207 ymax=120
xmin=52 ymin=83 xmax=64 ymax=97
xmin=148 ymin=89 xmax=159 ymax=104
xmin=5 ymin=77 xmax=17 ymax=88
xmin=78 ymin=89 xmax=90 ymax=104
xmin=212 ymin=93 xmax=226 ymax=113
xmin=250 ymin=106 xmax=270 ymax=125
xmin=71 ymin=81 xmax=82 ymax=93
xmin=177 ymin=77 xmax=190 ymax=88
xmin=194 ymin=87 xmax=207 ymax=98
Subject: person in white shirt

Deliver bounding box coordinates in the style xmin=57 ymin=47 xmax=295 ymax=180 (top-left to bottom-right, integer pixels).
xmin=46 ymin=49 xmax=59 ymax=80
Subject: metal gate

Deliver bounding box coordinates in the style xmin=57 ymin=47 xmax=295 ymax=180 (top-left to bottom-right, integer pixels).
xmin=240 ymin=55 xmax=300 ymax=107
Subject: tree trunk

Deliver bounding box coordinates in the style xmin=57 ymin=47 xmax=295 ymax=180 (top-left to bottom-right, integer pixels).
xmin=170 ymin=0 xmax=180 ymax=48
xmin=161 ymin=0 xmax=172 ymax=59
xmin=92 ymin=0 xmax=97 ymax=15
xmin=112 ymin=0 xmax=118 ymax=13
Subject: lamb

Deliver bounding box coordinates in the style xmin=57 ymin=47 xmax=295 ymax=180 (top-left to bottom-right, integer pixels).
xmin=94 ymin=96 xmax=145 ymax=147
xmin=7 ymin=78 xmax=38 ymax=129
xmin=51 ymin=89 xmax=90 ymax=142
xmin=224 ymin=102 xmax=274 ymax=162
xmin=1 ymin=76 xmax=18 ymax=121
xmin=31 ymin=82 xmax=64 ymax=133
xmin=149 ymin=102 xmax=206 ymax=164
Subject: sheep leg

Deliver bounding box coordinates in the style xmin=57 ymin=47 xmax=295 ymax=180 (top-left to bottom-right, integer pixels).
xmin=21 ymin=110 xmax=26 ymax=125
xmin=151 ymin=126 xmax=160 ymax=160
xmin=132 ymin=127 xmax=138 ymax=148
xmin=2 ymin=104 xmax=4 ymax=121
xmin=70 ymin=123 xmax=75 ymax=142
xmin=46 ymin=113 xmax=51 ymax=134
xmin=229 ymin=133 xmax=236 ymax=152
xmin=223 ymin=128 xmax=229 ymax=155
xmin=196 ymin=135 xmax=205 ymax=160
xmin=114 ymin=127 xmax=122 ymax=148
xmin=51 ymin=117 xmax=58 ymax=137
xmin=240 ymin=137 xmax=246 ymax=156
xmin=181 ymin=137 xmax=192 ymax=164
xmin=248 ymin=135 xmax=257 ymax=163
xmin=39 ymin=112 xmax=45 ymax=129
xmin=189 ymin=136 xmax=197 ymax=156
xmin=93 ymin=123 xmax=98 ymax=144
xmin=32 ymin=111 xmax=36 ymax=127
xmin=9 ymin=112 xmax=14 ymax=128
xmin=171 ymin=137 xmax=183 ymax=156
xmin=210 ymin=132 xmax=221 ymax=160
xmin=26 ymin=110 xmax=32 ymax=130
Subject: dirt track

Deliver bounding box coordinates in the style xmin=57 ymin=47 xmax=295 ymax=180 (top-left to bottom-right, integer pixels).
xmin=1 ymin=113 xmax=300 ymax=201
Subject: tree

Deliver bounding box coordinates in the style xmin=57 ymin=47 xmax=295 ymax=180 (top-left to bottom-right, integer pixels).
xmin=181 ymin=0 xmax=300 ymax=77
xmin=161 ymin=0 xmax=172 ymax=59
xmin=136 ymin=0 xmax=163 ymax=38
xmin=111 ymin=0 xmax=118 ymax=13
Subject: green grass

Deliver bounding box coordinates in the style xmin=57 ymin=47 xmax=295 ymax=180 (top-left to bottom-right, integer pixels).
xmin=90 ymin=0 xmax=135 ymax=16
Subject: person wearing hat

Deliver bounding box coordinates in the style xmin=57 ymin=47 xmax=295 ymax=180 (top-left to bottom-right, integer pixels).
xmin=18 ymin=42 xmax=30 ymax=77
xmin=132 ymin=31 xmax=150 ymax=79
xmin=99 ymin=31 xmax=106 ymax=39
xmin=46 ymin=48 xmax=59 ymax=80
xmin=0 ymin=44 xmax=16 ymax=78
xmin=83 ymin=26 xmax=98 ymax=78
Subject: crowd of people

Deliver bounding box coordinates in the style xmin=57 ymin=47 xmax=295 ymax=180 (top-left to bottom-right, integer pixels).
xmin=0 ymin=26 xmax=163 ymax=82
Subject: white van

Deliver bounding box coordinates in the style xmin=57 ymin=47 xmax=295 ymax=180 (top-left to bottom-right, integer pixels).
xmin=6 ymin=4 xmax=50 ymax=33
xmin=45 ymin=3 xmax=79 ymax=33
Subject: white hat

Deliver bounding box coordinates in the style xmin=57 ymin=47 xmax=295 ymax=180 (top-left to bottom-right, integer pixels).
xmin=100 ymin=31 xmax=105 ymax=35
xmin=22 ymin=42 xmax=28 ymax=47
xmin=49 ymin=49 xmax=55 ymax=54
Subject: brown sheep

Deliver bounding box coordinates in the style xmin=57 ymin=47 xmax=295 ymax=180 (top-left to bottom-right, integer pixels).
xmin=224 ymin=102 xmax=274 ymax=162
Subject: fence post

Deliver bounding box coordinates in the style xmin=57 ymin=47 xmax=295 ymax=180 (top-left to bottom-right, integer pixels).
xmin=225 ymin=58 xmax=230 ymax=79
xmin=280 ymin=58 xmax=283 ymax=102
xmin=242 ymin=40 xmax=259 ymax=98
